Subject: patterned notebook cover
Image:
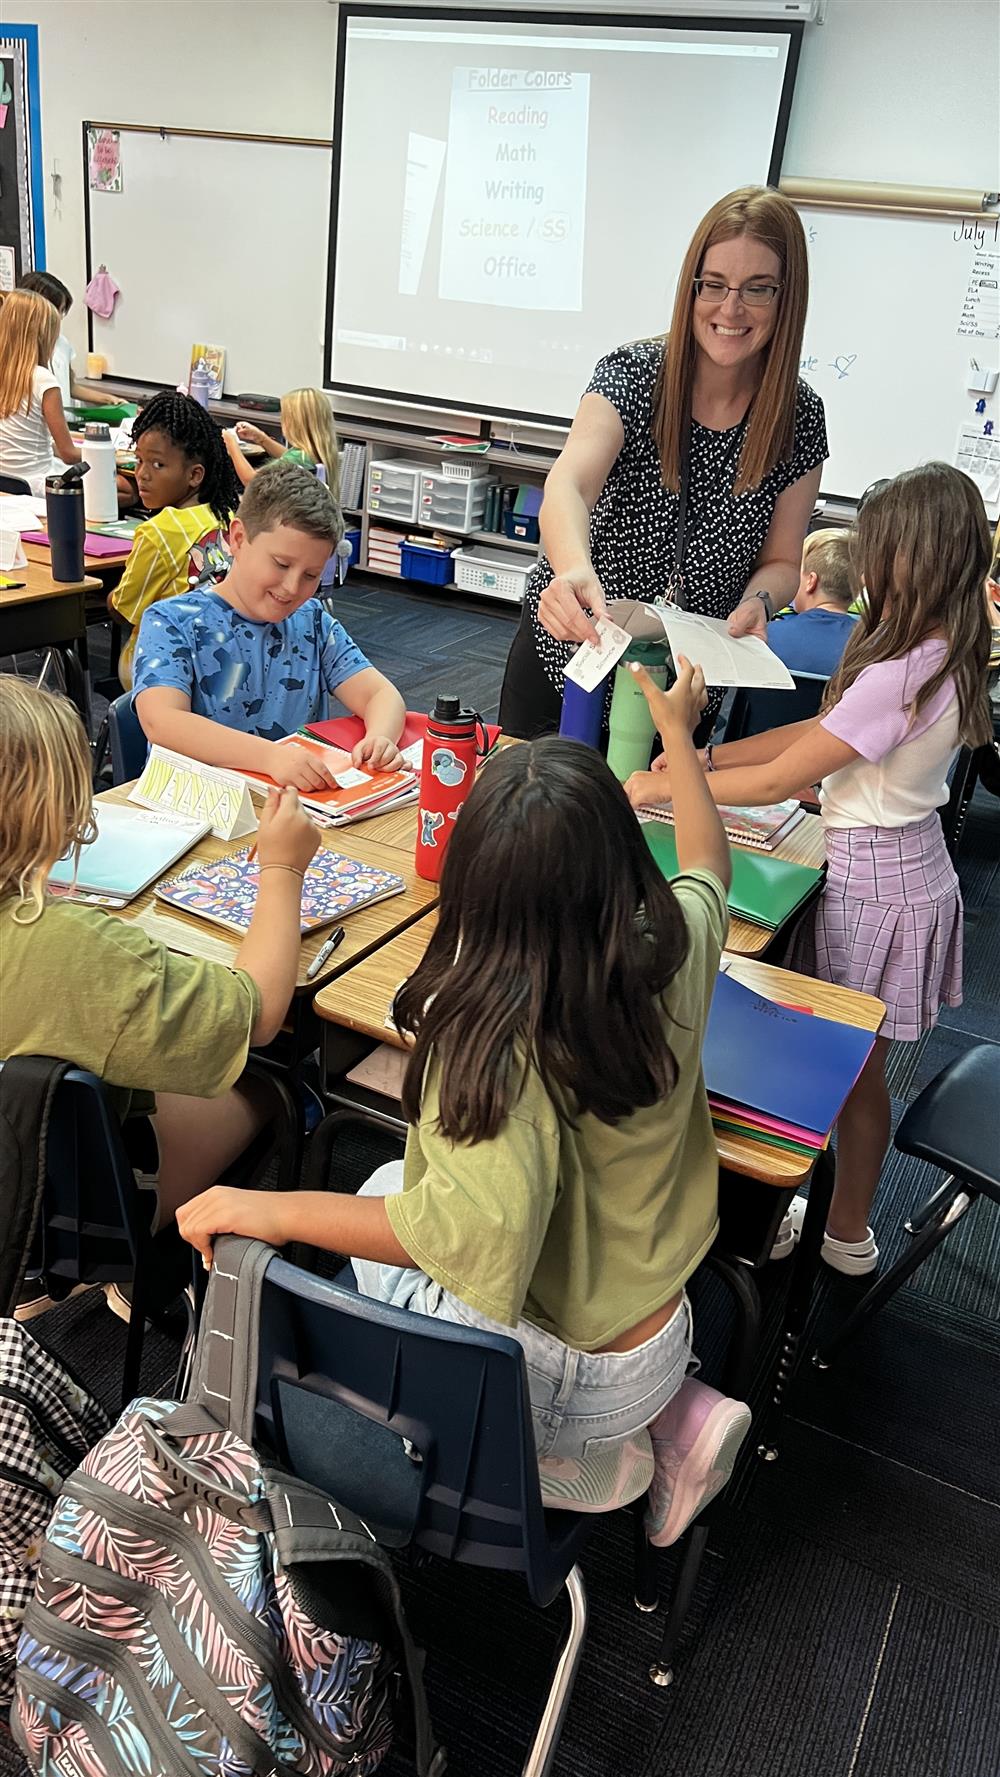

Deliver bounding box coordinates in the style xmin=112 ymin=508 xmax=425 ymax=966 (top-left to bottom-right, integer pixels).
xmin=155 ymin=844 xmax=405 ymax=935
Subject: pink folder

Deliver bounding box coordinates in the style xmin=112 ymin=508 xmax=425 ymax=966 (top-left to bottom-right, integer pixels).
xmin=23 ymin=529 xmax=133 ymax=558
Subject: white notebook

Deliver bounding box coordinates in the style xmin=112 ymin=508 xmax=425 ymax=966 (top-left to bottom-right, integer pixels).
xmin=49 ymin=804 xmax=209 ymax=904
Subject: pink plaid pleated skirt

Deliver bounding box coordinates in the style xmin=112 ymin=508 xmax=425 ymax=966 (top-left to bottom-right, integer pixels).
xmin=786 ymin=813 xmax=963 ymax=1042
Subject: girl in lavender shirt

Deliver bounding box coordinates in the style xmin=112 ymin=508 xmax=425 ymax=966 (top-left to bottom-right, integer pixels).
xmin=625 ymin=463 xmax=994 ymax=1277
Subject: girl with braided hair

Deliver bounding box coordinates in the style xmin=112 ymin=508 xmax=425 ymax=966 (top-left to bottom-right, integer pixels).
xmin=111 ymin=391 xmax=242 ymax=685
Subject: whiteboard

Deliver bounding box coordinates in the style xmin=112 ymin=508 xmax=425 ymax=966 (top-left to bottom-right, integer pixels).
xmin=796 ymin=207 xmax=999 ymax=506
xmin=87 ymin=129 xmax=332 ymax=396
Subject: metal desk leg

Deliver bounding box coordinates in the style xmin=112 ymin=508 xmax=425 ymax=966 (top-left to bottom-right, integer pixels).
xmin=757 ymin=1145 xmax=837 ymax=1462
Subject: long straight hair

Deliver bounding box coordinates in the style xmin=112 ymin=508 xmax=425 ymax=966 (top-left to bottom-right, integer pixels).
xmin=0 ymin=679 xmax=94 ymax=923
xmin=0 ymin=289 xmax=60 ymax=420
xmin=825 ymin=463 xmax=993 ymax=747
xmin=653 ymin=187 xmax=809 ymax=494
xmin=280 ymin=388 xmax=341 ymax=506
xmin=394 ymin=739 xmax=691 ymax=1143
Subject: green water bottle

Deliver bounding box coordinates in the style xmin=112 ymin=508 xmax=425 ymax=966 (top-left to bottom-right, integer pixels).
xmin=605 ymin=637 xmax=671 ymax=783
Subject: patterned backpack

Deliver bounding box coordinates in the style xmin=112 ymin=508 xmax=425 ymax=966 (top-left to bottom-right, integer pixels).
xmin=14 ymin=1237 xmax=442 ymax=1776
xmin=0 ymin=1322 xmax=109 ymax=1708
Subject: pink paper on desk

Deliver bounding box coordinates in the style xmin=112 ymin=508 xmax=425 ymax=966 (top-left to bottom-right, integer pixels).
xmin=23 ymin=529 xmax=133 ymax=557
xmin=708 ymin=1097 xmax=826 ymax=1148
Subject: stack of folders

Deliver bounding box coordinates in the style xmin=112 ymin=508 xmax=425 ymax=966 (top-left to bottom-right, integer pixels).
xmin=240 ymin=738 xmax=418 ymax=826
xmin=642 ymin=821 xmax=822 ymax=932
xmin=366 ymin=525 xmax=402 ymax=575
xmin=704 ymin=972 xmax=876 ymax=1157
xmin=640 ymin=798 xmax=805 ymax=852
xmin=339 ymin=441 xmax=367 ymax=510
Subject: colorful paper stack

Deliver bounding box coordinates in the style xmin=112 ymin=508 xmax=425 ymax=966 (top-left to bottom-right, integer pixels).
xmin=703 ymin=971 xmax=876 ymax=1157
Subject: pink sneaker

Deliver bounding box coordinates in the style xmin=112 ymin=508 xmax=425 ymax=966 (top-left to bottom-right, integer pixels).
xmin=644 ymin=1380 xmax=751 ymax=1548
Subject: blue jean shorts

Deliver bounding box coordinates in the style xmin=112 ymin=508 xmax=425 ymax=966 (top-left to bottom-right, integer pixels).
xmin=352 ymin=1162 xmax=694 ymax=1462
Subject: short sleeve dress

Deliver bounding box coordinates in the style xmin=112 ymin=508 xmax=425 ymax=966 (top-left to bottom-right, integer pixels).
xmin=522 ymin=338 xmax=828 ymax=703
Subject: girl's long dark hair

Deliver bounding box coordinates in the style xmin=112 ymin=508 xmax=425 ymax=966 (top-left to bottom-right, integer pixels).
xmin=395 ymin=738 xmax=690 ymax=1143
xmin=825 ymin=463 xmax=993 ymax=748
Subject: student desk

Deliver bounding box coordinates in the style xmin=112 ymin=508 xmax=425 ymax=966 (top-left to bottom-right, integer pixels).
xmin=327 ymin=795 xmax=827 ymax=958
xmin=314 ymin=932 xmax=884 ymax=1450
xmin=96 ymin=782 xmax=440 ymax=1060
xmin=23 ymin=538 xmax=133 ymax=577
xmin=0 ymin=559 xmax=101 ymax=717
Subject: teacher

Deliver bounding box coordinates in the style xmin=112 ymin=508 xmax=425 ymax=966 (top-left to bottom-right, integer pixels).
xmin=498 ymin=187 xmax=828 ymax=737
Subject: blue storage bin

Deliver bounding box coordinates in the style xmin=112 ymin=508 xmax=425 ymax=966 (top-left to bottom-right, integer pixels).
xmin=400 ymin=540 xmax=455 ymax=585
xmin=503 ymin=509 xmax=540 ymax=545
xmin=344 ymin=526 xmax=362 ymax=569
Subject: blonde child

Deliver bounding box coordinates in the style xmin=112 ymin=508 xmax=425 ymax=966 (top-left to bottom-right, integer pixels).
xmin=224 ymin=388 xmax=341 ymax=504
xmin=0 ymin=677 xmax=319 ymax=1320
xmin=767 ymin=527 xmax=857 ymax=679
xmin=179 ymin=664 xmax=752 ymax=1546
xmin=0 ymin=290 xmax=81 ymax=496
xmin=18 ymin=271 xmax=118 ymax=410
xmin=626 ymin=463 xmax=994 ymax=1276
xmin=134 ymin=460 xmax=404 ymax=783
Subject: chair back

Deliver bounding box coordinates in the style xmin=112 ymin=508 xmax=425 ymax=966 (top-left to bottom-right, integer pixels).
xmin=254 ymin=1257 xmax=591 ymax=1607
xmin=108 ymin=692 xmax=148 ymax=784
xmin=723 ymin=671 xmax=828 ymax=744
xmin=25 ymin=1068 xmax=151 ymax=1290
xmin=0 ymin=474 xmax=32 ymax=496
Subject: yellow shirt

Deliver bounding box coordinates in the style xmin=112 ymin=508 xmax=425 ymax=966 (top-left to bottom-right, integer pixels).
xmin=0 ymin=896 xmax=259 ymax=1119
xmin=386 ymin=869 xmax=728 ymax=1350
xmin=112 ymin=502 xmax=226 ymax=686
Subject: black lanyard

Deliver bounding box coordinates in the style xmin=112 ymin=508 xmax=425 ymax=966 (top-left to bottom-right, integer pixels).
xmin=666 ymin=407 xmax=750 ymax=608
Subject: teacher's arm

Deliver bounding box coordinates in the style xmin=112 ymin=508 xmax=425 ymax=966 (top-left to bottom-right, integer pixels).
xmin=728 ymin=464 xmax=823 ymax=640
xmin=536 ymin=394 xmax=623 ymax=645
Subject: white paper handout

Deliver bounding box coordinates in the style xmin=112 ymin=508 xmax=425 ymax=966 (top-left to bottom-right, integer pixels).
xmin=564 ymin=617 xmax=632 ymax=692
xmin=129 ymin=745 xmax=258 ymax=840
xmin=646 ymin=608 xmax=796 ymax=690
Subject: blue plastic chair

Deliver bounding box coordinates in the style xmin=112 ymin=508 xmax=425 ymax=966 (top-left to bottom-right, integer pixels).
xmin=108 ymin=691 xmax=148 ymax=783
xmin=722 ymin=669 xmax=829 ymax=743
xmin=6 ymin=1060 xmax=301 ymax=1409
xmin=251 ymin=1255 xmax=594 ymax=1776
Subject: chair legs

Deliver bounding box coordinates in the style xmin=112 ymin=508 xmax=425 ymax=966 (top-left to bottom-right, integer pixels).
xmin=523 ymin=1565 xmax=587 ymax=1777
xmin=640 ymin=1252 xmax=762 ymax=1687
xmin=815 ymin=1182 xmax=976 ymax=1370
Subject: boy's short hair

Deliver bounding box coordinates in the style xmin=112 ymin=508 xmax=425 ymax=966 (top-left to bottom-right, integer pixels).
xmin=239 ymin=459 xmax=343 ymax=548
xmin=802 ymin=527 xmax=855 ymax=607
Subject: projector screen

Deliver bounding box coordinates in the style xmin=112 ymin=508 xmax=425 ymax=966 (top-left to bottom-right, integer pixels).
xmin=326 ymin=9 xmax=801 ymax=425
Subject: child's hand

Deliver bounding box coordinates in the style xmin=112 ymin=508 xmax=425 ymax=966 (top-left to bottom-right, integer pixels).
xmin=630 ymin=654 xmax=707 ymax=738
xmin=268 ymin=741 xmax=339 ymax=794
xmin=353 ymin=732 xmax=404 ymax=772
xmin=256 ymin=786 xmax=320 ymax=874
xmin=177 ymin=1186 xmax=290 ymax=1270
xmin=624 ymin=769 xmax=670 ymax=811
xmin=235 ymin=421 xmax=267 ymax=445
xmin=222 ymin=429 xmax=243 ymax=460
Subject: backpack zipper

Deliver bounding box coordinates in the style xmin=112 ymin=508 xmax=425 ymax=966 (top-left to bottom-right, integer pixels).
xmin=0 ymin=1382 xmax=90 ymax=1471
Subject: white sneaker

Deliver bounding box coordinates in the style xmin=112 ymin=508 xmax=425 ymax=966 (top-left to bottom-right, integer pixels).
xmin=770 ymin=1194 xmax=879 ymax=1276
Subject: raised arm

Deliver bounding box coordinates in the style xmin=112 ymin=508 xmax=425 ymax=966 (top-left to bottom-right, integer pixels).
xmin=629 ymin=658 xmax=731 ymax=890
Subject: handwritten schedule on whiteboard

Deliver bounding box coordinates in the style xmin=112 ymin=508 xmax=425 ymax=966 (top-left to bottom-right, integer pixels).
xmin=958 ymin=251 xmax=999 ymax=343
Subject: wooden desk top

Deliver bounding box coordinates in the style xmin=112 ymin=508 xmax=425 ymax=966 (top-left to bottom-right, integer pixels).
xmin=315 ymin=922 xmax=883 ymax=1186
xmin=2 ymin=556 xmax=101 ymax=604
xmin=24 ymin=538 xmax=132 ymax=575
xmin=98 ymin=782 xmax=439 ymax=991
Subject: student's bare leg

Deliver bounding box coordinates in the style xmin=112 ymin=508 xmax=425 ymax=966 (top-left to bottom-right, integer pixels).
xmin=826 ymin=1036 xmax=891 ymax=1243
xmin=150 ymin=1077 xmax=274 ymax=1225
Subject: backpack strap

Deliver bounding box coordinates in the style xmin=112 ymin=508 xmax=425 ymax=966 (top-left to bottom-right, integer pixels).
xmin=185 ymin=1233 xmax=274 ymax=1442
xmin=0 ymin=1055 xmax=69 ymax=1316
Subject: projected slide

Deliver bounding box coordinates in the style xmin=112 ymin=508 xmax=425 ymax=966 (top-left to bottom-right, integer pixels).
xmin=327 ymin=12 xmax=798 ymax=422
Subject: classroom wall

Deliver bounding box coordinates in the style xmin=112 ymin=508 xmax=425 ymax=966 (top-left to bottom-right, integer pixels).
xmin=14 ymin=0 xmax=1000 ymax=378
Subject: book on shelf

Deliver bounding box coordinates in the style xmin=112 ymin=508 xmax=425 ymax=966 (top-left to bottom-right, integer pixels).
xmin=48 ymin=803 xmax=209 ymax=904
xmin=639 ymin=798 xmax=806 ymax=852
xmin=156 ymin=844 xmax=405 ymax=937
xmin=428 ymin=435 xmax=490 ymax=453
xmin=240 ymin=734 xmax=417 ymax=824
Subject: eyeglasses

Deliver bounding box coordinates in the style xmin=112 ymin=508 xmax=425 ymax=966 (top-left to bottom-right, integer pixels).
xmin=693 ymin=277 xmax=783 ymax=309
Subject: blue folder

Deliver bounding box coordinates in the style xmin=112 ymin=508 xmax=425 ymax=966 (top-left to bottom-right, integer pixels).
xmin=704 ymin=971 xmax=876 ymax=1137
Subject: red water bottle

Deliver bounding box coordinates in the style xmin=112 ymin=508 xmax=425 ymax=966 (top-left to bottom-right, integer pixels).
xmin=415 ymin=695 xmax=483 ymax=882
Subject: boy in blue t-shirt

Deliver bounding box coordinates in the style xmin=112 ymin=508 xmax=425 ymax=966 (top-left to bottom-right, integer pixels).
xmin=767 ymin=528 xmax=857 ymax=679
xmin=133 ymin=460 xmax=405 ymax=792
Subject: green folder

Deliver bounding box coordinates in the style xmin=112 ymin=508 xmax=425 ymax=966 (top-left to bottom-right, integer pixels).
xmin=643 ymin=821 xmax=823 ymax=932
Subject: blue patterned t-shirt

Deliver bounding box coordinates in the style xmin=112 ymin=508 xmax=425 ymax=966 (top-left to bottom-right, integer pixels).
xmin=132 ymin=586 xmax=372 ymax=741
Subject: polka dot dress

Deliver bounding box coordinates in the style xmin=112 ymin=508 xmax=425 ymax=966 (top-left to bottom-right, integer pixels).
xmin=525 ymin=338 xmax=829 ymax=699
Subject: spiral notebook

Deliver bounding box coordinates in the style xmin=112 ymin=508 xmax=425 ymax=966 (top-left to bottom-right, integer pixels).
xmin=640 ymin=799 xmax=806 ymax=852
xmin=155 ymin=845 xmax=406 ymax=936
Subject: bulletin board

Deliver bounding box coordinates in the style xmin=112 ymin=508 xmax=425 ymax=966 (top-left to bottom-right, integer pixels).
xmin=0 ymin=26 xmax=46 ymax=288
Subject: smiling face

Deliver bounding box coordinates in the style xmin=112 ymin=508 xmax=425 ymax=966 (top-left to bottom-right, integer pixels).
xmin=133 ymin=428 xmax=205 ymax=511
xmin=690 ymin=233 xmax=783 ymax=375
xmin=225 ymin=517 xmax=331 ymax=624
